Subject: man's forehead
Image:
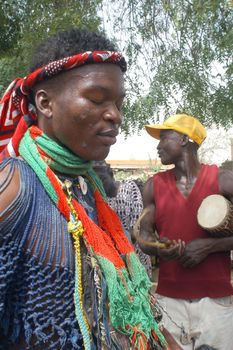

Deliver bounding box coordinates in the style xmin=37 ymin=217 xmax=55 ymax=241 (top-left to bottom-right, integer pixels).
xmin=56 ymin=63 xmax=125 ymax=91
xmin=65 ymin=62 xmax=124 ymax=78
xmin=160 ymin=129 xmax=179 ymax=136
xmin=34 ymin=63 xmax=125 ymax=97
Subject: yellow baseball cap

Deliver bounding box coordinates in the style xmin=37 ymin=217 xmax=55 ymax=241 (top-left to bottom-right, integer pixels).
xmin=145 ymin=114 xmax=206 ymax=146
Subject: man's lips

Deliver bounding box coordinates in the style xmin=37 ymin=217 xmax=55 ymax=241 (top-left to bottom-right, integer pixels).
xmin=98 ymin=129 xmax=119 ymax=138
xmin=97 ymin=129 xmax=119 ymax=145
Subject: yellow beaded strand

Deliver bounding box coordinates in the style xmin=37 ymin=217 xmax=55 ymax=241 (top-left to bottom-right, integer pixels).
xmin=63 ymin=180 xmax=91 ymax=348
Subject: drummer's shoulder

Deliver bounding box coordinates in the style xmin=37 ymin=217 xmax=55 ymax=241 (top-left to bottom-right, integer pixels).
xmin=218 ymin=167 xmax=233 ymax=181
xmin=143 ymin=176 xmax=154 ymax=193
xmin=142 ymin=176 xmax=154 ymax=205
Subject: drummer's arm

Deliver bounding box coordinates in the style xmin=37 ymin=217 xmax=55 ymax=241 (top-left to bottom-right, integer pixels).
xmin=216 ymin=168 xmax=233 ymax=251
xmin=137 ymin=178 xmax=184 ymax=259
xmin=219 ymin=168 xmax=233 ymax=203
xmin=137 ymin=177 xmax=159 ymax=255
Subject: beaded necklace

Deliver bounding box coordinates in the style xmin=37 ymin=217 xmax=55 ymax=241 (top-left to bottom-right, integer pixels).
xmin=19 ymin=126 xmax=167 ymax=350
xmin=65 ymin=179 xmax=91 ymax=349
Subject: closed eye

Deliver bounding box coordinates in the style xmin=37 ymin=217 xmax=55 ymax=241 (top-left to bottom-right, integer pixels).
xmin=90 ymin=98 xmax=104 ymax=105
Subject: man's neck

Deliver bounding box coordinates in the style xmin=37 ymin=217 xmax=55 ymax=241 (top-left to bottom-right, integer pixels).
xmin=173 ymin=155 xmax=201 ymax=197
xmin=174 ymin=152 xmax=201 ymax=179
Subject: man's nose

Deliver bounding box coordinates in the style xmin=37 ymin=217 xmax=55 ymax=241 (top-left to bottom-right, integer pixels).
xmin=103 ymin=104 xmax=122 ymax=126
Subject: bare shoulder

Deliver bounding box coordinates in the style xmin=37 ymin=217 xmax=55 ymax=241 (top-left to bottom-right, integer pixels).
xmin=0 ymin=162 xmax=20 ymax=215
xmin=142 ymin=176 xmax=154 ymax=206
xmin=218 ymin=168 xmax=233 ymax=201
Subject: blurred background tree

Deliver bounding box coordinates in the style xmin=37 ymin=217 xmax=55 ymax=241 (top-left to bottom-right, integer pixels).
xmin=0 ymin=0 xmax=232 ymax=134
xmin=100 ymin=0 xmax=233 ymax=133
xmin=0 ymin=0 xmax=101 ymax=91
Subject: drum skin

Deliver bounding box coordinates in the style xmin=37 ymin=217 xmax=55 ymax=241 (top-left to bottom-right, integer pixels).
xmin=197 ymin=194 xmax=233 ymax=237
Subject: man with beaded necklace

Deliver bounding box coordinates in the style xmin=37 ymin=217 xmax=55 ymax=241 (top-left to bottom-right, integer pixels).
xmin=0 ymin=28 xmax=182 ymax=350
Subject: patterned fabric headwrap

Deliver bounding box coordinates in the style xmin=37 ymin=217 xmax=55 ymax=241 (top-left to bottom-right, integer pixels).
xmin=0 ymin=51 xmax=127 ymax=160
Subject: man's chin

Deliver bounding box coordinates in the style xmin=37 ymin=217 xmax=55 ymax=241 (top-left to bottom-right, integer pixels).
xmin=90 ymin=148 xmax=111 ymax=162
xmin=161 ymin=159 xmax=173 ymax=166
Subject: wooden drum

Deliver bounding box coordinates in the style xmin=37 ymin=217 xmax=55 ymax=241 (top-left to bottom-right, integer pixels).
xmin=197 ymin=194 xmax=233 ymax=237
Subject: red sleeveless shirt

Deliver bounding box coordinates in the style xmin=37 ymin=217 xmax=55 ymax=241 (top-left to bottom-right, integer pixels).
xmin=154 ymin=164 xmax=233 ymax=298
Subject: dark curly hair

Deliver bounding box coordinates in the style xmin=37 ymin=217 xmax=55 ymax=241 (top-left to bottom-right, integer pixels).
xmin=30 ymin=28 xmax=118 ymax=72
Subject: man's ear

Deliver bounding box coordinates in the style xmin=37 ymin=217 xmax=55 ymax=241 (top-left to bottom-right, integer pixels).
xmin=34 ymin=89 xmax=53 ymax=119
xmin=181 ymin=134 xmax=189 ymax=146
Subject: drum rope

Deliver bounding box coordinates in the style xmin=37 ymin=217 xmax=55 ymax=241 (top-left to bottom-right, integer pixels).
xmin=153 ymin=298 xmax=191 ymax=345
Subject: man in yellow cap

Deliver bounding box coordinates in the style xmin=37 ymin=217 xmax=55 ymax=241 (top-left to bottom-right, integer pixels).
xmin=138 ymin=114 xmax=233 ymax=350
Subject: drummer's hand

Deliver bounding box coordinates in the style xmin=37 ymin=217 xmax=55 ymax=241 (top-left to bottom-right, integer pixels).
xmin=178 ymin=238 xmax=211 ymax=268
xmin=158 ymin=238 xmax=185 ymax=261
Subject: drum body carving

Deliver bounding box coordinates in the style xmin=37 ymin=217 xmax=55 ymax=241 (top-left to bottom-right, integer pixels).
xmin=197 ymin=194 xmax=233 ymax=237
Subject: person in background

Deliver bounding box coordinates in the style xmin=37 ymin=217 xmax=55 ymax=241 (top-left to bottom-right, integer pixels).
xmin=0 ymin=28 xmax=170 ymax=349
xmin=138 ymin=114 xmax=233 ymax=350
xmin=93 ymin=160 xmax=152 ymax=278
